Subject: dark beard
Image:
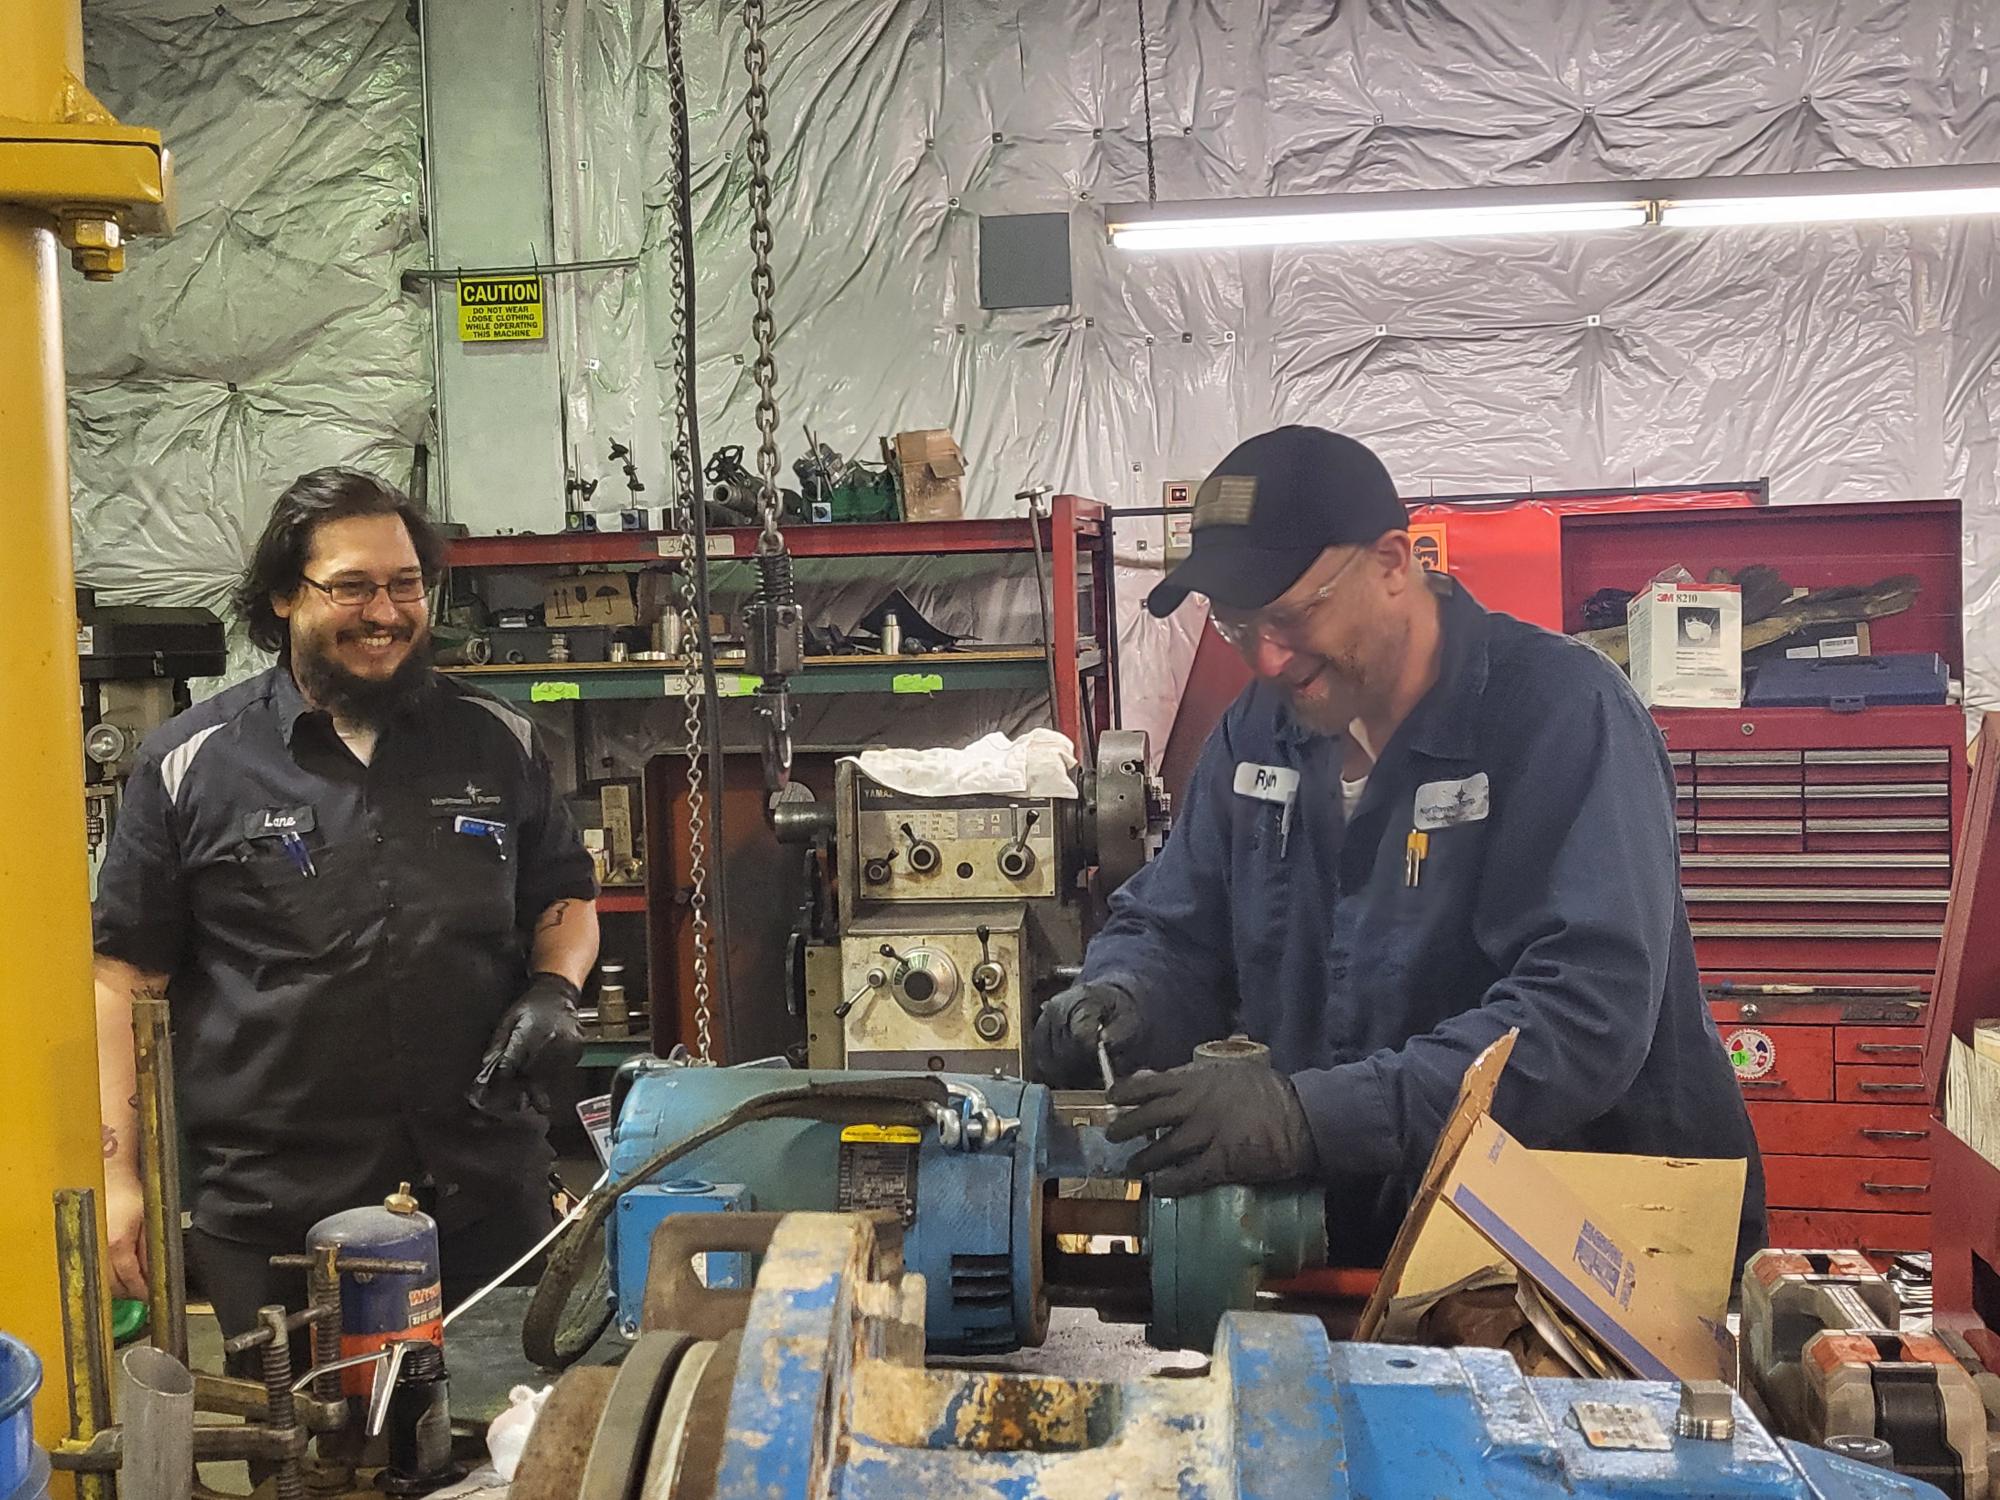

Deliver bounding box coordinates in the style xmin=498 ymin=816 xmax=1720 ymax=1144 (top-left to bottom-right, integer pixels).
xmin=291 ymin=633 xmax=437 ymax=727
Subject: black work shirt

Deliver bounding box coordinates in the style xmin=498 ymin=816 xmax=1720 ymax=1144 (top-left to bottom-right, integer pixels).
xmin=1084 ymin=578 xmax=1766 ymax=1267
xmin=93 ymin=665 xmax=598 ymax=1247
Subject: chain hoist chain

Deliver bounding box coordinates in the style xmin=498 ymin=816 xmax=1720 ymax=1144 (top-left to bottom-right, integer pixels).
xmin=741 ymin=0 xmax=784 ymax=555
xmin=665 ymin=0 xmax=712 ymax=1061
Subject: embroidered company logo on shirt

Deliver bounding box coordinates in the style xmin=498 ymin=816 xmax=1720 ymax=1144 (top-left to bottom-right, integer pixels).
xmin=428 ymin=779 xmax=505 ymax=814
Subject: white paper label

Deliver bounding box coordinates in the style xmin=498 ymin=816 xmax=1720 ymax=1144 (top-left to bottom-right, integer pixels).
xmin=1232 ymin=762 xmax=1299 ymax=805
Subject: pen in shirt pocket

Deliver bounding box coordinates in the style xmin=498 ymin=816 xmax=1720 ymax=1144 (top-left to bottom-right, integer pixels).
xmin=279 ymin=831 xmax=316 ymax=878
xmin=453 ymin=815 xmax=510 ymax=857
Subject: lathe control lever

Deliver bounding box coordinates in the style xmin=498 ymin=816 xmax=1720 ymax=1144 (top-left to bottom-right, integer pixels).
xmin=971 ymin=925 xmax=1008 ymax=1041
xmin=900 ymin=822 xmax=942 ymax=876
xmin=997 ymin=808 xmax=1039 ymax=880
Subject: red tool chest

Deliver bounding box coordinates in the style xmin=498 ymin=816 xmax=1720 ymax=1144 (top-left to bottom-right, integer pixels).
xmin=1559 ymin=498 xmax=1965 ymax=1264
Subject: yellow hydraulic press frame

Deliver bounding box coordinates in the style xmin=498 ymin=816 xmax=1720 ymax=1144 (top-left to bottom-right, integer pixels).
xmin=0 ymin=0 xmax=171 ymax=1459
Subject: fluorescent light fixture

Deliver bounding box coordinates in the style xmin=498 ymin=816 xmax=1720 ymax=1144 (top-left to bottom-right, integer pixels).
xmin=1108 ymin=163 xmax=2000 ymax=251
xmin=1658 ymin=172 xmax=2000 ymax=227
xmin=1108 ymin=181 xmax=1651 ymax=251
xmin=1112 ymin=200 xmax=1647 ymax=251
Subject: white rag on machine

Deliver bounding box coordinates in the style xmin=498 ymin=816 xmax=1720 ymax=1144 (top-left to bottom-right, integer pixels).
xmin=843 ymin=729 xmax=1080 ymax=800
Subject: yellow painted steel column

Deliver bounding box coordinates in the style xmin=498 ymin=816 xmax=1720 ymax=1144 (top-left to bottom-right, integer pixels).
xmin=0 ymin=0 xmax=165 ymax=1461
xmin=0 ymin=213 xmax=105 ymax=1452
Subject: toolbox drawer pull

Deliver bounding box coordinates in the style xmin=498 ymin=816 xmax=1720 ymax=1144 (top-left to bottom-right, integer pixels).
xmin=1861 ymin=1128 xmax=1930 ymax=1141
xmin=1861 ymin=1182 xmax=1928 ymax=1195
xmin=1856 ymin=1082 xmax=1928 ymax=1094
xmin=1856 ymin=1043 xmax=1923 ymax=1056
xmin=1738 ymin=1078 xmax=1789 ymax=1088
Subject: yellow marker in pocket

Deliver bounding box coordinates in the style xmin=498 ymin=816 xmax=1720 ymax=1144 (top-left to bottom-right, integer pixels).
xmin=1404 ymin=830 xmax=1430 ymax=887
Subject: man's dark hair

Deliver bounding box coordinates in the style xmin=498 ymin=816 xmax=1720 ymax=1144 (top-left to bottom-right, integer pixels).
xmin=233 ymin=467 xmax=445 ymax=654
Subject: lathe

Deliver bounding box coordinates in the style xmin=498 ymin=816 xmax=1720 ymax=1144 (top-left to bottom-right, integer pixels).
xmin=512 ymin=1208 xmax=1945 ymax=1500
xmin=777 ymin=730 xmax=1167 ymax=1076
xmin=524 ymin=1041 xmax=1324 ymax=1367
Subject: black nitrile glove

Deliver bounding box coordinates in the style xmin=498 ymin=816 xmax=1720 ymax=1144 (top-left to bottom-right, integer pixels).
xmin=474 ymin=972 xmax=585 ymax=1111
xmin=1105 ymin=1061 xmax=1319 ymax=1199
xmin=1029 ymin=980 xmax=1143 ymax=1087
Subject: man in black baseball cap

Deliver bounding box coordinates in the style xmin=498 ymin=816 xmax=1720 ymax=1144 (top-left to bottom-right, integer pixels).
xmin=1032 ymin=425 xmax=1764 ymax=1272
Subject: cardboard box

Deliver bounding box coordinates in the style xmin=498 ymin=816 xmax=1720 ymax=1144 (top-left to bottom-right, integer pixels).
xmin=1361 ymin=1031 xmax=1739 ymax=1386
xmin=885 ymin=429 xmax=965 ymax=522
xmin=545 ymin=571 xmax=638 ymax=628
xmin=1626 ymin=568 xmax=1743 ymax=708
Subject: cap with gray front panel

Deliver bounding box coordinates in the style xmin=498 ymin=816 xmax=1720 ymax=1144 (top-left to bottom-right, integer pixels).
xmin=1146 ymin=426 xmax=1408 ymax=617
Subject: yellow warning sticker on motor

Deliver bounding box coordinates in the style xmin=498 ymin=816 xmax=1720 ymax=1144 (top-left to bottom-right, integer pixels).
xmin=840 ymin=1124 xmax=923 ymax=1145
xmin=457 ymin=275 xmax=546 ymax=342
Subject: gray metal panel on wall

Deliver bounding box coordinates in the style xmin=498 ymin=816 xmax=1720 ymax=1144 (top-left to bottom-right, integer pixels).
xmin=421 ymin=0 xmax=565 ymax=534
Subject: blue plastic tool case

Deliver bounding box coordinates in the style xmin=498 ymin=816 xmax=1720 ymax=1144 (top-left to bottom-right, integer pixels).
xmin=1745 ymin=652 xmax=1948 ymax=710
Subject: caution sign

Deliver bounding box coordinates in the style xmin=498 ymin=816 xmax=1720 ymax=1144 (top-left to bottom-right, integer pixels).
xmin=1409 ymin=520 xmax=1449 ymax=574
xmin=456 ymin=275 xmax=545 ymax=343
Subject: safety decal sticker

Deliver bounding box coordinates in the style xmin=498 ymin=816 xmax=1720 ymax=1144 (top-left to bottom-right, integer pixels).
xmin=1724 ymin=1028 xmax=1774 ymax=1081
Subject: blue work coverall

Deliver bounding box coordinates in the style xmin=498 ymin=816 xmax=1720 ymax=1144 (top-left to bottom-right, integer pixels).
xmin=1084 ymin=578 xmax=1766 ymax=1268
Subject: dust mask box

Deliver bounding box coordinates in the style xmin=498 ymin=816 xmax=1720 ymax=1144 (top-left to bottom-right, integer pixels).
xmin=1626 ymin=566 xmax=1742 ymax=708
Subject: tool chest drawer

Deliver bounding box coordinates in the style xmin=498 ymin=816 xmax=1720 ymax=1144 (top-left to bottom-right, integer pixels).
xmin=1662 ymin=708 xmax=1964 ymax=975
xmin=1765 ymin=1208 xmax=1929 ymax=1261
xmin=1745 ymin=1102 xmax=1933 ymax=1158
xmin=1834 ymin=1064 xmax=1928 ymax=1103
xmin=1718 ymin=1023 xmax=1832 ymax=1101
xmin=1763 ymin=1154 xmax=1930 ymax=1213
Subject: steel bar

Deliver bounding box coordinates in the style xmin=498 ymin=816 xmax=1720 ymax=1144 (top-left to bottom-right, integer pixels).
xmin=132 ymin=992 xmax=189 ymax=1364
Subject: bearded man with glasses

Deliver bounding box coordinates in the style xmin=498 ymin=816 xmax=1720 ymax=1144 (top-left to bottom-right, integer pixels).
xmin=91 ymin=467 xmax=600 ymax=1343
xmin=1031 ymin=426 xmax=1765 ymax=1273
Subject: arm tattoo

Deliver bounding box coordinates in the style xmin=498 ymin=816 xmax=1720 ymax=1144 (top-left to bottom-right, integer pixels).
xmin=101 ymin=1125 xmax=117 ymax=1160
xmin=534 ymin=900 xmax=576 ymax=936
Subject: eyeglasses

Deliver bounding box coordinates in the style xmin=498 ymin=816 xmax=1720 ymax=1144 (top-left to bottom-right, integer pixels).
xmin=1209 ymin=547 xmax=1366 ymax=651
xmin=300 ymin=573 xmax=430 ymax=608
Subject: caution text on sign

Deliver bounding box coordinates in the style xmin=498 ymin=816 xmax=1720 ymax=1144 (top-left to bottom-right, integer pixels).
xmin=457 ymin=275 xmax=546 ymax=343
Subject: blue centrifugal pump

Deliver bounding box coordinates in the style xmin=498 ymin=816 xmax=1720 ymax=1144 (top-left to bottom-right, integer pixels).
xmin=522 ymin=1049 xmax=1328 ymax=1368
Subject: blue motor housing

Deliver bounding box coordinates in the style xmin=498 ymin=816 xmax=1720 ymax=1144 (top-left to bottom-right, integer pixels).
xmin=608 ymin=1064 xmax=1049 ymax=1354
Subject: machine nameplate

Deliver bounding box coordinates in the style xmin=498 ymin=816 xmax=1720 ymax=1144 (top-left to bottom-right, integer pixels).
xmin=1572 ymin=1401 xmax=1672 ymax=1451
xmin=837 ymin=1139 xmax=919 ymax=1224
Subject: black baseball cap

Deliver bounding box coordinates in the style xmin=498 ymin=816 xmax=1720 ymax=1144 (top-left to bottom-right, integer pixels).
xmin=1146 ymin=426 xmax=1408 ymax=617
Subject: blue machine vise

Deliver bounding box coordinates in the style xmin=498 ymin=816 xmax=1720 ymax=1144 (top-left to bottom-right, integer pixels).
xmin=511 ymin=1210 xmax=1946 ymax=1500
xmin=599 ymin=1061 xmax=1325 ymax=1355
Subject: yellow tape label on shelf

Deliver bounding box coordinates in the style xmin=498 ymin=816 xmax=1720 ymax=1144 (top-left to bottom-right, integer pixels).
xmin=715 ymin=673 xmax=763 ymax=697
xmin=530 ymin=680 xmax=581 ymax=702
xmin=457 ymin=275 xmax=546 ymax=342
xmin=892 ymin=673 xmax=945 ymax=694
xmin=840 ymin=1124 xmax=923 ymax=1145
